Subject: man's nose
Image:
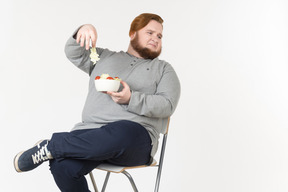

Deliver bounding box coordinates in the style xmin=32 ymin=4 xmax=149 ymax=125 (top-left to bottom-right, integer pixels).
xmin=152 ymin=35 xmax=159 ymax=43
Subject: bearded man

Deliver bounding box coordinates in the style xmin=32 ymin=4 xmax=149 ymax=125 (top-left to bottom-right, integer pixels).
xmin=14 ymin=13 xmax=181 ymax=192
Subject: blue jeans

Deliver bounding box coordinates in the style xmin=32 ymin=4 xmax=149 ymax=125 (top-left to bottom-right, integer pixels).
xmin=48 ymin=120 xmax=152 ymax=192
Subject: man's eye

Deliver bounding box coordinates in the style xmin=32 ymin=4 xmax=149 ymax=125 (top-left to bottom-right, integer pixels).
xmin=147 ymin=32 xmax=152 ymax=35
xmin=158 ymin=35 xmax=162 ymax=39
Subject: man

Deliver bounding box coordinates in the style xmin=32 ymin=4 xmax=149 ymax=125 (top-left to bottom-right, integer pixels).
xmin=14 ymin=13 xmax=180 ymax=192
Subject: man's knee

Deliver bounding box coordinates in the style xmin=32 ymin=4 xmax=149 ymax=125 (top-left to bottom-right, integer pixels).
xmin=49 ymin=159 xmax=83 ymax=179
xmin=49 ymin=159 xmax=90 ymax=192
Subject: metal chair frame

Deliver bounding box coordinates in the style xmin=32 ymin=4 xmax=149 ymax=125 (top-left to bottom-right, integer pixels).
xmin=88 ymin=119 xmax=170 ymax=192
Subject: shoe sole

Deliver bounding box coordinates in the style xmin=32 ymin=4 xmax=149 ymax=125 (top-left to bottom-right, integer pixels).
xmin=14 ymin=140 xmax=44 ymax=173
xmin=14 ymin=151 xmax=24 ymax=172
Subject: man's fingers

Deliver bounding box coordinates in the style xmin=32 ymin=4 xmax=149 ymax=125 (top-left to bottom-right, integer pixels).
xmin=91 ymin=39 xmax=96 ymax=48
xmin=85 ymin=36 xmax=90 ymax=50
xmin=76 ymin=24 xmax=97 ymax=49
xmin=79 ymin=35 xmax=85 ymax=47
xmin=76 ymin=33 xmax=81 ymax=44
xmin=106 ymin=82 xmax=131 ymax=104
xmin=91 ymin=34 xmax=97 ymax=48
xmin=107 ymin=91 xmax=119 ymax=97
xmin=121 ymin=81 xmax=130 ymax=91
xmin=121 ymin=81 xmax=127 ymax=88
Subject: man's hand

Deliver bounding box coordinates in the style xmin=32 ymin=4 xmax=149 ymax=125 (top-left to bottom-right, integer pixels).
xmin=76 ymin=24 xmax=97 ymax=50
xmin=106 ymin=81 xmax=131 ymax=104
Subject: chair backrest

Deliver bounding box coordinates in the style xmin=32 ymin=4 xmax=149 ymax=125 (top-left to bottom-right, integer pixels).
xmin=159 ymin=117 xmax=170 ymax=134
xmin=164 ymin=117 xmax=170 ymax=135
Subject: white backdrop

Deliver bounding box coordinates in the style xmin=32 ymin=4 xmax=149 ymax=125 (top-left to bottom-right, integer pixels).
xmin=1 ymin=0 xmax=288 ymax=191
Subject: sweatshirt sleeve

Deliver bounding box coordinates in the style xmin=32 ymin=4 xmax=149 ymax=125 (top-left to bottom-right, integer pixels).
xmin=127 ymin=63 xmax=181 ymax=118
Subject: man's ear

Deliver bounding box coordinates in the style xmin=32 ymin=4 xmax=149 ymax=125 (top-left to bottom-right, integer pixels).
xmin=130 ymin=32 xmax=136 ymax=40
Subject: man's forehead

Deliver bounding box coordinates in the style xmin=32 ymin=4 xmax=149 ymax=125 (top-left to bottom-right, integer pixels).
xmin=143 ymin=21 xmax=163 ymax=33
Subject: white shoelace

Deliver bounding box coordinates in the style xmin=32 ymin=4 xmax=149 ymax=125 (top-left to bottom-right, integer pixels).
xmin=32 ymin=142 xmax=51 ymax=164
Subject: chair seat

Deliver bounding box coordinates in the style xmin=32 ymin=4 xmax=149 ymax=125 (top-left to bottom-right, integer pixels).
xmin=89 ymin=118 xmax=170 ymax=192
xmin=96 ymin=159 xmax=157 ymax=173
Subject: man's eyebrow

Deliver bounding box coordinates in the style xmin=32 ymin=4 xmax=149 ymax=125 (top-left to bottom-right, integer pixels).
xmin=146 ymin=29 xmax=163 ymax=37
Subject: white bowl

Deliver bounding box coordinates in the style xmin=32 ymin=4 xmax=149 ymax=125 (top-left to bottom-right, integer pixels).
xmin=95 ymin=79 xmax=121 ymax=92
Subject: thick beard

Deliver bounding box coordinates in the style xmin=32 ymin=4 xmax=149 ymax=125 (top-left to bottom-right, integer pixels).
xmin=130 ymin=34 xmax=162 ymax=60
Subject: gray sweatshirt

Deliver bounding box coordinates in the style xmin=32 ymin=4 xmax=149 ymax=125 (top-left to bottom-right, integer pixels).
xmin=64 ymin=35 xmax=181 ymax=157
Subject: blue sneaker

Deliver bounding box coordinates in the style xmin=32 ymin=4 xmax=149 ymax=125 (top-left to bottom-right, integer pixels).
xmin=14 ymin=140 xmax=53 ymax=172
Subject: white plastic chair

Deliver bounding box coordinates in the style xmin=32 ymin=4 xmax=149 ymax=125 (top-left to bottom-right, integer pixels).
xmin=88 ymin=118 xmax=170 ymax=192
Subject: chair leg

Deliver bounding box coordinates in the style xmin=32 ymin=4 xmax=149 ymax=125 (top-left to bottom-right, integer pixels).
xmin=122 ymin=170 xmax=139 ymax=192
xmin=101 ymin=172 xmax=110 ymax=192
xmin=154 ymin=164 xmax=162 ymax=192
xmin=89 ymin=172 xmax=99 ymax=192
xmin=154 ymin=134 xmax=168 ymax=192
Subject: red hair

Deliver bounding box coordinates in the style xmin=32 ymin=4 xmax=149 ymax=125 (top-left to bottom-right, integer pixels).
xmin=129 ymin=13 xmax=164 ymax=37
